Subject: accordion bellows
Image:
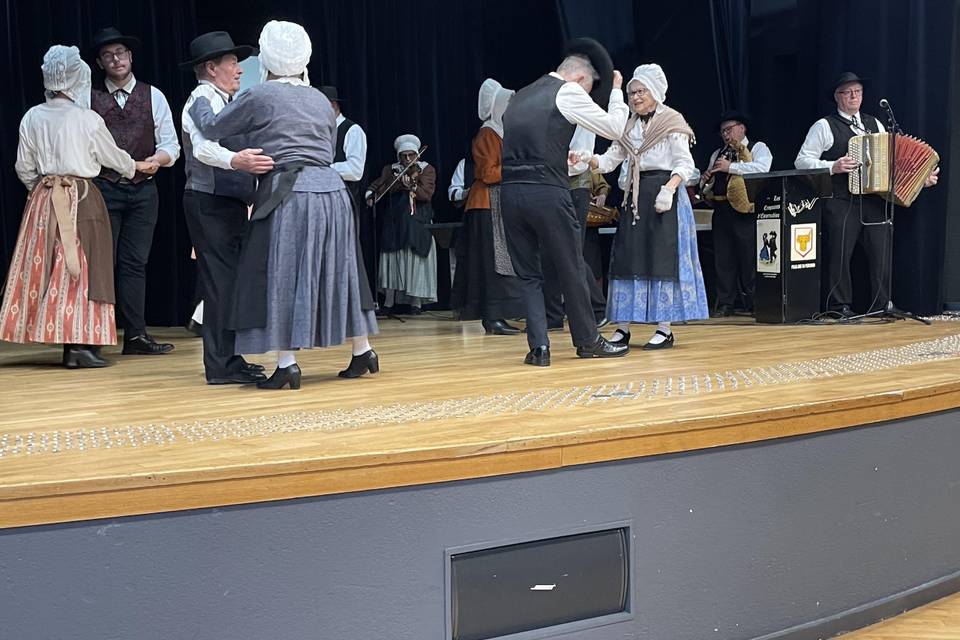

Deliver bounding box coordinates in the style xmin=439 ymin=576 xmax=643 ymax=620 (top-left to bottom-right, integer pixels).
xmin=848 ymin=133 xmax=939 ymax=207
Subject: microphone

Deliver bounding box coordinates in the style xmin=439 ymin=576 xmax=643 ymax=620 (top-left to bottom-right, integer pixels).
xmin=879 ymin=98 xmax=891 ymax=110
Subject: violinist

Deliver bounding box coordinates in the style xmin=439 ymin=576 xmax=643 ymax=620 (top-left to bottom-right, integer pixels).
xmin=365 ymin=134 xmax=438 ymax=314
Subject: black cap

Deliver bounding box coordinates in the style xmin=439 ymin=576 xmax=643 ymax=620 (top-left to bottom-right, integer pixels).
xmin=87 ymin=27 xmax=140 ymax=59
xmin=717 ymin=109 xmax=750 ymax=131
xmin=319 ymin=86 xmax=345 ymax=103
xmin=180 ymin=31 xmax=255 ymax=68
xmin=561 ymin=37 xmax=614 ymax=108
xmin=832 ymin=71 xmax=867 ymax=95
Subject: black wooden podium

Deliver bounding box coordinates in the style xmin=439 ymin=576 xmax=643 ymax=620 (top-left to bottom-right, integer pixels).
xmin=744 ymin=169 xmax=832 ymax=323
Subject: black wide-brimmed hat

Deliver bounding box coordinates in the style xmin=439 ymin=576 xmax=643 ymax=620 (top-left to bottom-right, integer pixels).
xmin=832 ymin=71 xmax=867 ymax=95
xmin=180 ymin=31 xmax=255 ymax=68
xmin=562 ymin=37 xmax=614 ymax=108
xmin=717 ymin=109 xmax=750 ymax=131
xmin=87 ymin=27 xmax=140 ymax=59
xmin=319 ymin=86 xmax=346 ymax=103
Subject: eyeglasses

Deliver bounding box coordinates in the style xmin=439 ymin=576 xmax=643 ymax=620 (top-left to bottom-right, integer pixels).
xmin=836 ymin=88 xmax=863 ymax=98
xmin=627 ymin=88 xmax=650 ymax=99
xmin=100 ymin=49 xmax=131 ymax=63
xmin=720 ymin=124 xmax=741 ymax=135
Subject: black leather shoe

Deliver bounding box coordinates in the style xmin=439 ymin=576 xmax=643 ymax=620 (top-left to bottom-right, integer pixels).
xmin=642 ymin=330 xmax=675 ymax=350
xmin=206 ymin=370 xmax=266 ymax=385
xmin=609 ymin=328 xmax=631 ymax=346
xmin=576 ymin=335 xmax=629 ymax=358
xmin=62 ymin=345 xmax=111 ymax=369
xmin=257 ymin=364 xmax=302 ymax=390
xmin=482 ymin=319 xmax=521 ymax=335
xmin=122 ymin=334 xmax=174 ymax=355
xmin=524 ymin=346 xmax=551 ymax=366
xmin=240 ymin=360 xmax=265 ymax=374
xmin=713 ymin=305 xmax=734 ymax=318
xmin=185 ymin=319 xmax=202 ymax=337
xmin=338 ymin=350 xmax=380 ymax=378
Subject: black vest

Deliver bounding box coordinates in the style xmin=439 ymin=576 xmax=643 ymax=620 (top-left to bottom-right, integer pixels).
xmin=334 ymin=117 xmax=363 ymax=201
xmin=501 ymin=75 xmax=576 ymax=188
xmin=823 ymin=112 xmax=880 ymax=199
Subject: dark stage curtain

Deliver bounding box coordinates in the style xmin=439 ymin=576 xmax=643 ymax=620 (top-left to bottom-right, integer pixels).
xmin=0 ymin=0 xmax=566 ymax=321
xmin=709 ymin=0 xmax=751 ymax=111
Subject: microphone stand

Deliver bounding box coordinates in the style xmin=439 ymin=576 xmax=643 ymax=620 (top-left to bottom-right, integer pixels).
xmin=847 ymin=100 xmax=930 ymax=325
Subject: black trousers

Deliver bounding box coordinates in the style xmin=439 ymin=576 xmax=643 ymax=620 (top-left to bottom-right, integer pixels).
xmin=712 ymin=202 xmax=756 ymax=310
xmin=183 ymin=190 xmax=247 ymax=380
xmin=822 ymin=195 xmax=890 ymax=311
xmin=501 ymin=183 xmax=597 ymax=350
xmin=542 ymin=188 xmax=606 ymax=326
xmin=95 ymin=179 xmax=159 ymax=336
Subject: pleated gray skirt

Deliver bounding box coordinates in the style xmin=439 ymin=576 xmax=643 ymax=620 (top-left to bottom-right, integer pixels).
xmin=235 ymin=188 xmax=378 ymax=354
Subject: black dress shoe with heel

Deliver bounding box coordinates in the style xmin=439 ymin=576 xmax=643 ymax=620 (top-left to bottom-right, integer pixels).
xmin=576 ymin=335 xmax=629 ymax=358
xmin=257 ymin=364 xmax=302 ymax=390
xmin=482 ymin=319 xmax=521 ymax=335
xmin=338 ymin=350 xmax=380 ymax=378
xmin=62 ymin=345 xmax=110 ymax=369
xmin=524 ymin=346 xmax=551 ymax=366
xmin=642 ymin=330 xmax=675 ymax=350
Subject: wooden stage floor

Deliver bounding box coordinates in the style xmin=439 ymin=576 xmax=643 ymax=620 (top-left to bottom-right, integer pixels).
xmin=2 ymin=314 xmax=960 ymax=528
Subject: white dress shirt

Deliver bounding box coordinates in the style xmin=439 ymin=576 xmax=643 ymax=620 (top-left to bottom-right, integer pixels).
xmin=591 ymin=105 xmax=696 ymax=190
xmin=550 ymin=72 xmax=629 ymax=142
xmin=331 ymin=113 xmax=367 ymax=182
xmin=794 ymin=109 xmax=885 ymax=173
xmin=181 ymin=81 xmax=236 ymax=171
xmin=104 ymin=75 xmax=180 ymax=165
xmin=568 ymin=126 xmax=597 ymax=177
xmin=705 ymin=137 xmax=774 ymax=176
xmin=15 ymin=98 xmax=136 ymax=190
xmin=448 ymin=158 xmax=469 ymax=202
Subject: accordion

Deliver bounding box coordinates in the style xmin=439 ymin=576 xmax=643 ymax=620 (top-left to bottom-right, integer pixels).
xmin=848 ymin=133 xmax=939 ymax=207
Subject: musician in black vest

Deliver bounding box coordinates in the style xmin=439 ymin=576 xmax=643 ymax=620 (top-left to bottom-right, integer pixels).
xmin=180 ymin=32 xmax=271 ymax=385
xmin=499 ymin=38 xmax=629 ymax=366
xmin=88 ymin=27 xmax=181 ymax=354
xmin=795 ymin=73 xmax=889 ymax=316
xmin=320 ymin=86 xmax=375 ymax=290
xmin=702 ymin=110 xmax=773 ymax=316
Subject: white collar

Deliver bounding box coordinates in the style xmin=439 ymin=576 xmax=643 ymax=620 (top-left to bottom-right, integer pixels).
xmin=549 ymin=71 xmax=563 ymax=80
xmin=336 ymin=113 xmax=345 ymax=125
xmin=838 ymin=109 xmax=862 ymax=122
xmin=198 ymin=80 xmax=232 ymax=103
xmin=269 ymin=77 xmax=309 ymax=87
xmin=105 ymin=75 xmax=136 ymax=94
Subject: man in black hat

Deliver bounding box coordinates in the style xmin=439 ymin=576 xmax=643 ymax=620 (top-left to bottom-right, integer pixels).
xmin=500 ymin=38 xmax=629 ymax=366
xmin=88 ymin=27 xmax=180 ymax=355
xmin=702 ymin=110 xmax=772 ymax=316
xmin=180 ymin=31 xmax=273 ymax=384
xmin=320 ymin=85 xmax=374 ymax=288
xmin=794 ymin=72 xmax=936 ymax=317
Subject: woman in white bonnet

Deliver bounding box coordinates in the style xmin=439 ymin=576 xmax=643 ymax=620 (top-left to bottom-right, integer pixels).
xmin=578 ymin=63 xmax=708 ymax=350
xmin=449 ymin=78 xmax=525 ymax=335
xmin=189 ymin=21 xmax=379 ymax=389
xmin=0 ymin=45 xmax=157 ymax=368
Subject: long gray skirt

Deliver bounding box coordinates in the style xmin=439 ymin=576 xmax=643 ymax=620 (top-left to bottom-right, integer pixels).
xmin=235 ymin=188 xmax=378 ymax=354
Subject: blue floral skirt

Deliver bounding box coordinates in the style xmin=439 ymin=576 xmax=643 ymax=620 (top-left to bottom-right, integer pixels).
xmin=607 ymin=189 xmax=709 ymax=324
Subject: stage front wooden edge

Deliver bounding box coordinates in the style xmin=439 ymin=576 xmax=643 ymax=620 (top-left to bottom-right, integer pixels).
xmin=3 ymin=376 xmax=959 ymax=530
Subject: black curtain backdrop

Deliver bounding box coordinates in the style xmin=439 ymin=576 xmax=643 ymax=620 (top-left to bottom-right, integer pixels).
xmin=1 ymin=0 xmax=957 ymax=320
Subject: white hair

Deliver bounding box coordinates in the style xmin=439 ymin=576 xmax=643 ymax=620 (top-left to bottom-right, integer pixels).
xmin=557 ymin=54 xmax=599 ymax=82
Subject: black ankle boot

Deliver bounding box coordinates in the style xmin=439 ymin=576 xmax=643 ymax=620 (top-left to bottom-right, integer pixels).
xmin=62 ymin=344 xmax=110 ymax=369
xmin=338 ymin=350 xmax=380 ymax=378
xmin=257 ymin=364 xmax=302 ymax=390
